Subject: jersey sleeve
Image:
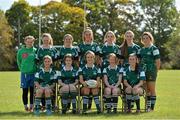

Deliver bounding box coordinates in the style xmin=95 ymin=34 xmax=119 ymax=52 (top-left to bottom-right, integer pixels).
xmin=102 ymin=68 xmax=107 ymax=75
xmin=34 ymin=72 xmax=40 ymax=82
xmin=153 ymin=47 xmax=160 ymax=60
xmin=139 ymin=70 xmax=146 ymax=81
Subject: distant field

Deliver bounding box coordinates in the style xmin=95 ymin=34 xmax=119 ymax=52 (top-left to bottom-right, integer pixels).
xmin=0 ymin=70 xmax=180 ymax=119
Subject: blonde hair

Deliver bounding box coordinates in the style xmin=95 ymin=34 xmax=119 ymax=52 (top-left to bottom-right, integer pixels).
xmin=124 ymin=30 xmax=134 ymax=39
xmin=63 ymin=34 xmax=74 ymax=41
xmin=42 ymin=33 xmax=53 ymax=46
xmin=104 ymin=31 xmax=116 ymax=43
xmin=141 ymin=32 xmax=154 ymax=44
xmin=82 ymin=28 xmax=94 ymax=42
xmin=24 ymin=35 xmax=35 ymax=41
xmin=43 ymin=55 xmax=52 ymax=64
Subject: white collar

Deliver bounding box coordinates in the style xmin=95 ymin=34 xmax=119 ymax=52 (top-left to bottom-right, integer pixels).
xmin=42 ymin=68 xmax=52 ymax=73
xmin=63 ymin=66 xmax=73 ymax=71
xmin=85 ymin=64 xmax=95 ymax=69
xmin=108 ymin=65 xmax=118 ymax=70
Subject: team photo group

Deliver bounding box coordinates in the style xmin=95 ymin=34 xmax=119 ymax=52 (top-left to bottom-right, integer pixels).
xmin=17 ymin=28 xmax=160 ymax=116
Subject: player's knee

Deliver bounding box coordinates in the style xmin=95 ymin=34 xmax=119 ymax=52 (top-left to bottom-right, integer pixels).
xmin=112 ymin=88 xmax=119 ymax=95
xmin=104 ymin=87 xmax=111 ymax=95
xmin=92 ymin=88 xmax=99 ymax=96
xmin=125 ymin=87 xmax=132 ymax=94
xmin=81 ymin=87 xmax=90 ymax=95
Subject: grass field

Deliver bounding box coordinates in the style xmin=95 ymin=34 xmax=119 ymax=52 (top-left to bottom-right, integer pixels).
xmin=0 ymin=70 xmax=180 ymax=119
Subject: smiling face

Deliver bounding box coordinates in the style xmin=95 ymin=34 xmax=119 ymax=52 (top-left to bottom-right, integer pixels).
xmin=84 ymin=31 xmax=93 ymax=44
xmin=125 ymin=31 xmax=134 ymax=44
xmin=106 ymin=32 xmax=115 ymax=44
xmin=86 ymin=52 xmax=95 ymax=65
xmin=64 ymin=35 xmax=73 ymax=47
xmin=109 ymin=54 xmax=116 ymax=66
xmin=42 ymin=36 xmax=50 ymax=46
xmin=128 ymin=55 xmax=137 ymax=66
xmin=43 ymin=57 xmax=52 ymax=69
xmin=65 ymin=57 xmax=73 ymax=66
xmin=25 ymin=38 xmax=34 ymax=48
xmin=142 ymin=34 xmax=152 ymax=47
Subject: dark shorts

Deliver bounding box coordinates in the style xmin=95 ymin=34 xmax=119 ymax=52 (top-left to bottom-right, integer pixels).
xmin=20 ymin=73 xmax=35 ymax=88
xmin=145 ymin=70 xmax=157 ymax=82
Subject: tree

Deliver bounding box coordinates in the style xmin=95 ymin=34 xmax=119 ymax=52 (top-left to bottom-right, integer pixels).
xmin=16 ymin=1 xmax=85 ymax=45
xmin=139 ymin=0 xmax=178 ymax=62
xmin=5 ymin=0 xmax=31 ymax=47
xmin=0 ymin=10 xmax=15 ymax=70
xmin=165 ymin=14 xmax=180 ymax=69
xmin=63 ymin=0 xmax=142 ymax=44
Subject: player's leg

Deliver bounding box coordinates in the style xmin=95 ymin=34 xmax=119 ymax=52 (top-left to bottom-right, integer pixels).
xmin=81 ymin=87 xmax=90 ymax=114
xmin=34 ymin=88 xmax=43 ymax=115
xmin=132 ymin=87 xmax=143 ymax=113
xmin=125 ymin=87 xmax=132 ymax=113
xmin=92 ymin=88 xmax=101 ymax=114
xmin=69 ymin=84 xmax=78 ymax=114
xmin=112 ymin=87 xmax=120 ymax=113
xmin=104 ymin=87 xmax=111 ymax=113
xmin=44 ymin=88 xmax=53 ymax=115
xmin=60 ymin=85 xmax=69 ymax=114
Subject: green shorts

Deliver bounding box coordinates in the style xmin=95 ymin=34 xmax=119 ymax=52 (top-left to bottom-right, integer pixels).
xmin=145 ymin=70 xmax=157 ymax=81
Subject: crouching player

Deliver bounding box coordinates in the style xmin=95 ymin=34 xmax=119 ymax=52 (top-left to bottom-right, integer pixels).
xmin=79 ymin=51 xmax=101 ymax=114
xmin=58 ymin=54 xmax=78 ymax=114
xmin=103 ymin=53 xmax=123 ymax=113
xmin=123 ymin=53 xmax=146 ymax=113
xmin=34 ymin=55 xmax=57 ymax=115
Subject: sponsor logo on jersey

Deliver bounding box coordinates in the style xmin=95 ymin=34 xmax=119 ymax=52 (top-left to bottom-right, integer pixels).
xmin=22 ymin=53 xmax=28 ymax=58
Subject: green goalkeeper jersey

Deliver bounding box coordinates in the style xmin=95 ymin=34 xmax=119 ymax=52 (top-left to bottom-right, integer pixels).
xmin=17 ymin=46 xmax=37 ymax=74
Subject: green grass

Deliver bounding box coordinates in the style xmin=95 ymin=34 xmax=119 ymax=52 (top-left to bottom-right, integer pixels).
xmin=0 ymin=70 xmax=180 ymax=119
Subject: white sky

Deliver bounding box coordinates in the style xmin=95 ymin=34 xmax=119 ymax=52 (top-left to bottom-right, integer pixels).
xmin=0 ymin=0 xmax=180 ymax=11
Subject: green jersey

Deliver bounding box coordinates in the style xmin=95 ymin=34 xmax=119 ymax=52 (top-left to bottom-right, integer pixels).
xmin=103 ymin=65 xmax=123 ymax=85
xmin=78 ymin=65 xmax=101 ymax=81
xmin=78 ymin=42 xmax=101 ymax=65
xmin=59 ymin=46 xmax=79 ymax=60
xmin=123 ymin=66 xmax=146 ymax=86
xmin=138 ymin=45 xmax=160 ymax=72
xmin=35 ymin=68 xmax=57 ymax=87
xmin=36 ymin=46 xmax=58 ymax=62
xmin=17 ymin=46 xmax=37 ymax=74
xmin=58 ymin=66 xmax=78 ymax=84
xmin=100 ymin=43 xmax=121 ymax=68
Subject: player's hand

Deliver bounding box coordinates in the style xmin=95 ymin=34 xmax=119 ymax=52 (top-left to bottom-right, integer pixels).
xmin=83 ymin=82 xmax=87 ymax=87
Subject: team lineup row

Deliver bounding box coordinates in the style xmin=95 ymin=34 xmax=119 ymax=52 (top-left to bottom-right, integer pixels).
xmin=17 ymin=29 xmax=160 ymax=116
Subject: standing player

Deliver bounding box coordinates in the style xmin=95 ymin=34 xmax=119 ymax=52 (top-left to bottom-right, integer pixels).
xmin=120 ymin=30 xmax=140 ymax=66
xmin=59 ymin=34 xmax=79 ymax=69
xmin=138 ymin=32 xmax=160 ymax=112
xmin=123 ymin=53 xmax=146 ymax=113
xmin=79 ymin=51 xmax=101 ymax=114
xmin=58 ymin=54 xmax=78 ymax=114
xmin=103 ymin=53 xmax=123 ymax=113
xmin=17 ymin=36 xmax=37 ymax=112
xmin=36 ymin=33 xmax=58 ymax=70
xmin=100 ymin=31 xmax=122 ymax=69
xmin=34 ymin=55 xmax=57 ymax=115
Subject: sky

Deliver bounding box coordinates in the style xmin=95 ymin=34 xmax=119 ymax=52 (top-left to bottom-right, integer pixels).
xmin=0 ymin=0 xmax=180 ymax=11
